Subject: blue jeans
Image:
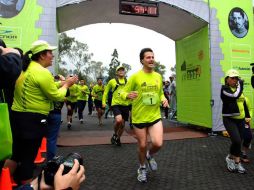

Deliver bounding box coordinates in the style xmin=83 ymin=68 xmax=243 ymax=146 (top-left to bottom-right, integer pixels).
xmin=47 ymin=112 xmax=61 ymax=161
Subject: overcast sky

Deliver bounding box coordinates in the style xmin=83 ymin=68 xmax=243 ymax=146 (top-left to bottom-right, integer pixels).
xmin=66 ymin=23 xmax=176 ymax=80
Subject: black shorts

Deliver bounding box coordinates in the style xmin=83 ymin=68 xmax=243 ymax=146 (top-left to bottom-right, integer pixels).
xmin=133 ymin=118 xmax=161 ymax=129
xmin=66 ymin=101 xmax=77 ymax=110
xmin=111 ymin=105 xmax=130 ymax=121
xmin=94 ymin=99 xmax=103 ymax=109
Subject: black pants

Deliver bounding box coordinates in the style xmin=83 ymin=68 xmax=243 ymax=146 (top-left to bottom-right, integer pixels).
xmin=223 ymin=117 xmax=244 ymax=157
xmin=10 ymin=111 xmax=47 ymax=181
xmin=243 ymin=124 xmax=253 ymax=148
xmin=77 ymin=100 xmax=87 ymax=120
xmin=88 ymin=99 xmax=93 ymax=114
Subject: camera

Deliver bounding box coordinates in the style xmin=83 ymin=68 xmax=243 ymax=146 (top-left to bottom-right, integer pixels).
xmin=43 ymin=152 xmax=83 ymax=186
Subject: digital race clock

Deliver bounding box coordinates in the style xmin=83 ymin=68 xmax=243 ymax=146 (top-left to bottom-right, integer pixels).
xmin=119 ymin=0 xmax=159 ymax=17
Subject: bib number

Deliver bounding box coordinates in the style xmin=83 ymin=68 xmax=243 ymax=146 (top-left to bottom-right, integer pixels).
xmin=142 ymin=92 xmax=159 ymax=105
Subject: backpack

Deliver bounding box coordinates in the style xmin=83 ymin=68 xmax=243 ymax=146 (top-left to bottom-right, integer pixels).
xmin=112 ymin=77 xmax=127 ymax=94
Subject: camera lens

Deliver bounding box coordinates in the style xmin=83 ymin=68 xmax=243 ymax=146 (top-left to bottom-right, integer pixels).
xmin=44 ymin=155 xmax=64 ymax=186
xmin=43 ymin=153 xmax=83 ymax=186
xmin=62 ymin=153 xmax=83 ymax=175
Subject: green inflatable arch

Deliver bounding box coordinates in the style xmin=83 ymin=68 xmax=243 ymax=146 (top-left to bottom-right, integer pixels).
xmin=1 ymin=0 xmax=253 ymax=131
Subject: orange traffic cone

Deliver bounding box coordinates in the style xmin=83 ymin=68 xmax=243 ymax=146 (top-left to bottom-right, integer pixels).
xmin=34 ymin=148 xmax=46 ymax=164
xmin=0 ymin=167 xmax=12 ymax=190
xmin=11 ymin=176 xmax=17 ymax=187
xmin=40 ymin=137 xmax=47 ymax=153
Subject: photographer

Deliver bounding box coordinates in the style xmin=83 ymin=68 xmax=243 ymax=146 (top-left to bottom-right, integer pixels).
xmin=17 ymin=159 xmax=85 ymax=190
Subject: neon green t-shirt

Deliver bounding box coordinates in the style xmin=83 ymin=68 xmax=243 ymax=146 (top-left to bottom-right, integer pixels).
xmin=92 ymin=84 xmax=104 ymax=101
xmin=77 ymin=85 xmax=89 ymax=101
xmin=102 ymin=78 xmax=129 ymax=106
xmin=121 ymin=70 xmax=166 ymax=124
xmin=231 ymin=92 xmax=246 ymax=120
xmin=12 ymin=61 xmax=67 ymax=115
xmin=66 ymin=84 xmax=79 ymax=103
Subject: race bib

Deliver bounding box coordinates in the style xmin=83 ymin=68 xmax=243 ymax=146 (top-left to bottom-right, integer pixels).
xmin=142 ymin=92 xmax=159 ymax=105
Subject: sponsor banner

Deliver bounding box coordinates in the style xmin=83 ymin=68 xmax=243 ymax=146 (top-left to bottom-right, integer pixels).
xmin=0 ymin=0 xmax=42 ymax=51
xmin=176 ymin=26 xmax=212 ymax=128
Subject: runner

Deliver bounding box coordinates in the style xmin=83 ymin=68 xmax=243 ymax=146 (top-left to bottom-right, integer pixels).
xmin=102 ymin=65 xmax=130 ymax=146
xmin=77 ymin=79 xmax=90 ymax=124
xmin=66 ymin=79 xmax=79 ymax=129
xmin=92 ymin=77 xmax=105 ymax=126
xmin=121 ymin=48 xmax=168 ymax=183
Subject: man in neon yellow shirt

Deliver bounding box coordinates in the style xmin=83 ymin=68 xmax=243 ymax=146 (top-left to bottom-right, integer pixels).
xmin=121 ymin=48 xmax=168 ymax=183
xmin=92 ymin=77 xmax=105 ymax=126
xmin=66 ymin=81 xmax=79 ymax=129
xmin=77 ymin=79 xmax=90 ymax=124
xmin=102 ymin=65 xmax=130 ymax=146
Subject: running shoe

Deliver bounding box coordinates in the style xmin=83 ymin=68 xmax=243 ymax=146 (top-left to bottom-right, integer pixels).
xmin=137 ymin=167 xmax=147 ymax=183
xmin=225 ymin=154 xmax=235 ymax=172
xmin=235 ymin=162 xmax=246 ymax=174
xmin=240 ymin=153 xmax=250 ymax=163
xmin=80 ymin=119 xmax=84 ymax=124
xmin=67 ymin=122 xmax=71 ymax=130
xmin=111 ymin=134 xmax=117 ymax=144
xmin=146 ymin=155 xmax=158 ymax=171
xmin=115 ymin=137 xmax=121 ymax=146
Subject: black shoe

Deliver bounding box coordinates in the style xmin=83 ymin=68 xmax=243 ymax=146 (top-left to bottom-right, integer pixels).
xmin=115 ymin=137 xmax=121 ymax=146
xmin=67 ymin=123 xmax=71 ymax=130
xmin=241 ymin=153 xmax=250 ymax=163
xmin=111 ymin=134 xmax=117 ymax=144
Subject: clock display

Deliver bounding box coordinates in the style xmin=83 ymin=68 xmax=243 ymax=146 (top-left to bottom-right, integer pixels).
xmin=119 ymin=1 xmax=159 ymax=17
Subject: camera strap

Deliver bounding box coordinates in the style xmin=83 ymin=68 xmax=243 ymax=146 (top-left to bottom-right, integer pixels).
xmin=37 ymin=172 xmax=42 ymax=190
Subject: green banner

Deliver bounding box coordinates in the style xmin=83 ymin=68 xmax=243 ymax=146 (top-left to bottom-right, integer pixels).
xmin=176 ymin=26 xmax=211 ymax=128
xmin=0 ymin=0 xmax=42 ymax=51
xmin=209 ymin=0 xmax=254 ymax=125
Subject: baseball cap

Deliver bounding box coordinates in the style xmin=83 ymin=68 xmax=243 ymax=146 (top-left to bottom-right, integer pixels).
xmin=226 ymin=69 xmax=239 ymax=77
xmin=30 ymin=40 xmax=57 ymax=54
xmin=116 ymin=65 xmax=125 ymax=71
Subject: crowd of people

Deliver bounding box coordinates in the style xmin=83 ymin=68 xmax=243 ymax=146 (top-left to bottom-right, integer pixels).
xmin=0 ymin=40 xmax=172 ymax=186
xmin=1 ymin=36 xmax=253 ymax=189
xmin=0 ymin=39 xmax=85 ymax=189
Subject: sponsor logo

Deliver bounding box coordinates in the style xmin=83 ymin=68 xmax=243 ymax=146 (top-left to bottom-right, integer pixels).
xmin=0 ymin=27 xmax=21 ymax=46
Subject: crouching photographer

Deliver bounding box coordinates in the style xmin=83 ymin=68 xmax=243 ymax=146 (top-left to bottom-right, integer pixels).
xmin=17 ymin=153 xmax=85 ymax=190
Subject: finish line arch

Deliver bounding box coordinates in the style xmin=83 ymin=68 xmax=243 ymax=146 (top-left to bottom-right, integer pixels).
xmin=1 ymin=0 xmax=254 ymax=132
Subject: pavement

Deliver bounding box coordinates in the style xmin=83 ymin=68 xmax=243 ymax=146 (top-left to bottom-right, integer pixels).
xmin=52 ymin=108 xmax=254 ymax=190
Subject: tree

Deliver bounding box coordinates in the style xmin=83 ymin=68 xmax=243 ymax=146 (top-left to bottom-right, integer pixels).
xmin=122 ymin=63 xmax=131 ymax=77
xmin=106 ymin=49 xmax=131 ymax=82
xmin=58 ymin=33 xmax=75 ymax=62
xmin=83 ymin=61 xmax=108 ymax=84
xmin=170 ymin=64 xmax=176 ymax=73
xmin=154 ymin=61 xmax=166 ymax=77
xmin=67 ymin=40 xmax=93 ymax=77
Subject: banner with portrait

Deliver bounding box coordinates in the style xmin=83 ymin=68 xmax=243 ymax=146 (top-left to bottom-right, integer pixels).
xmin=0 ymin=0 xmax=42 ymax=51
xmin=209 ymin=0 xmax=254 ymax=130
